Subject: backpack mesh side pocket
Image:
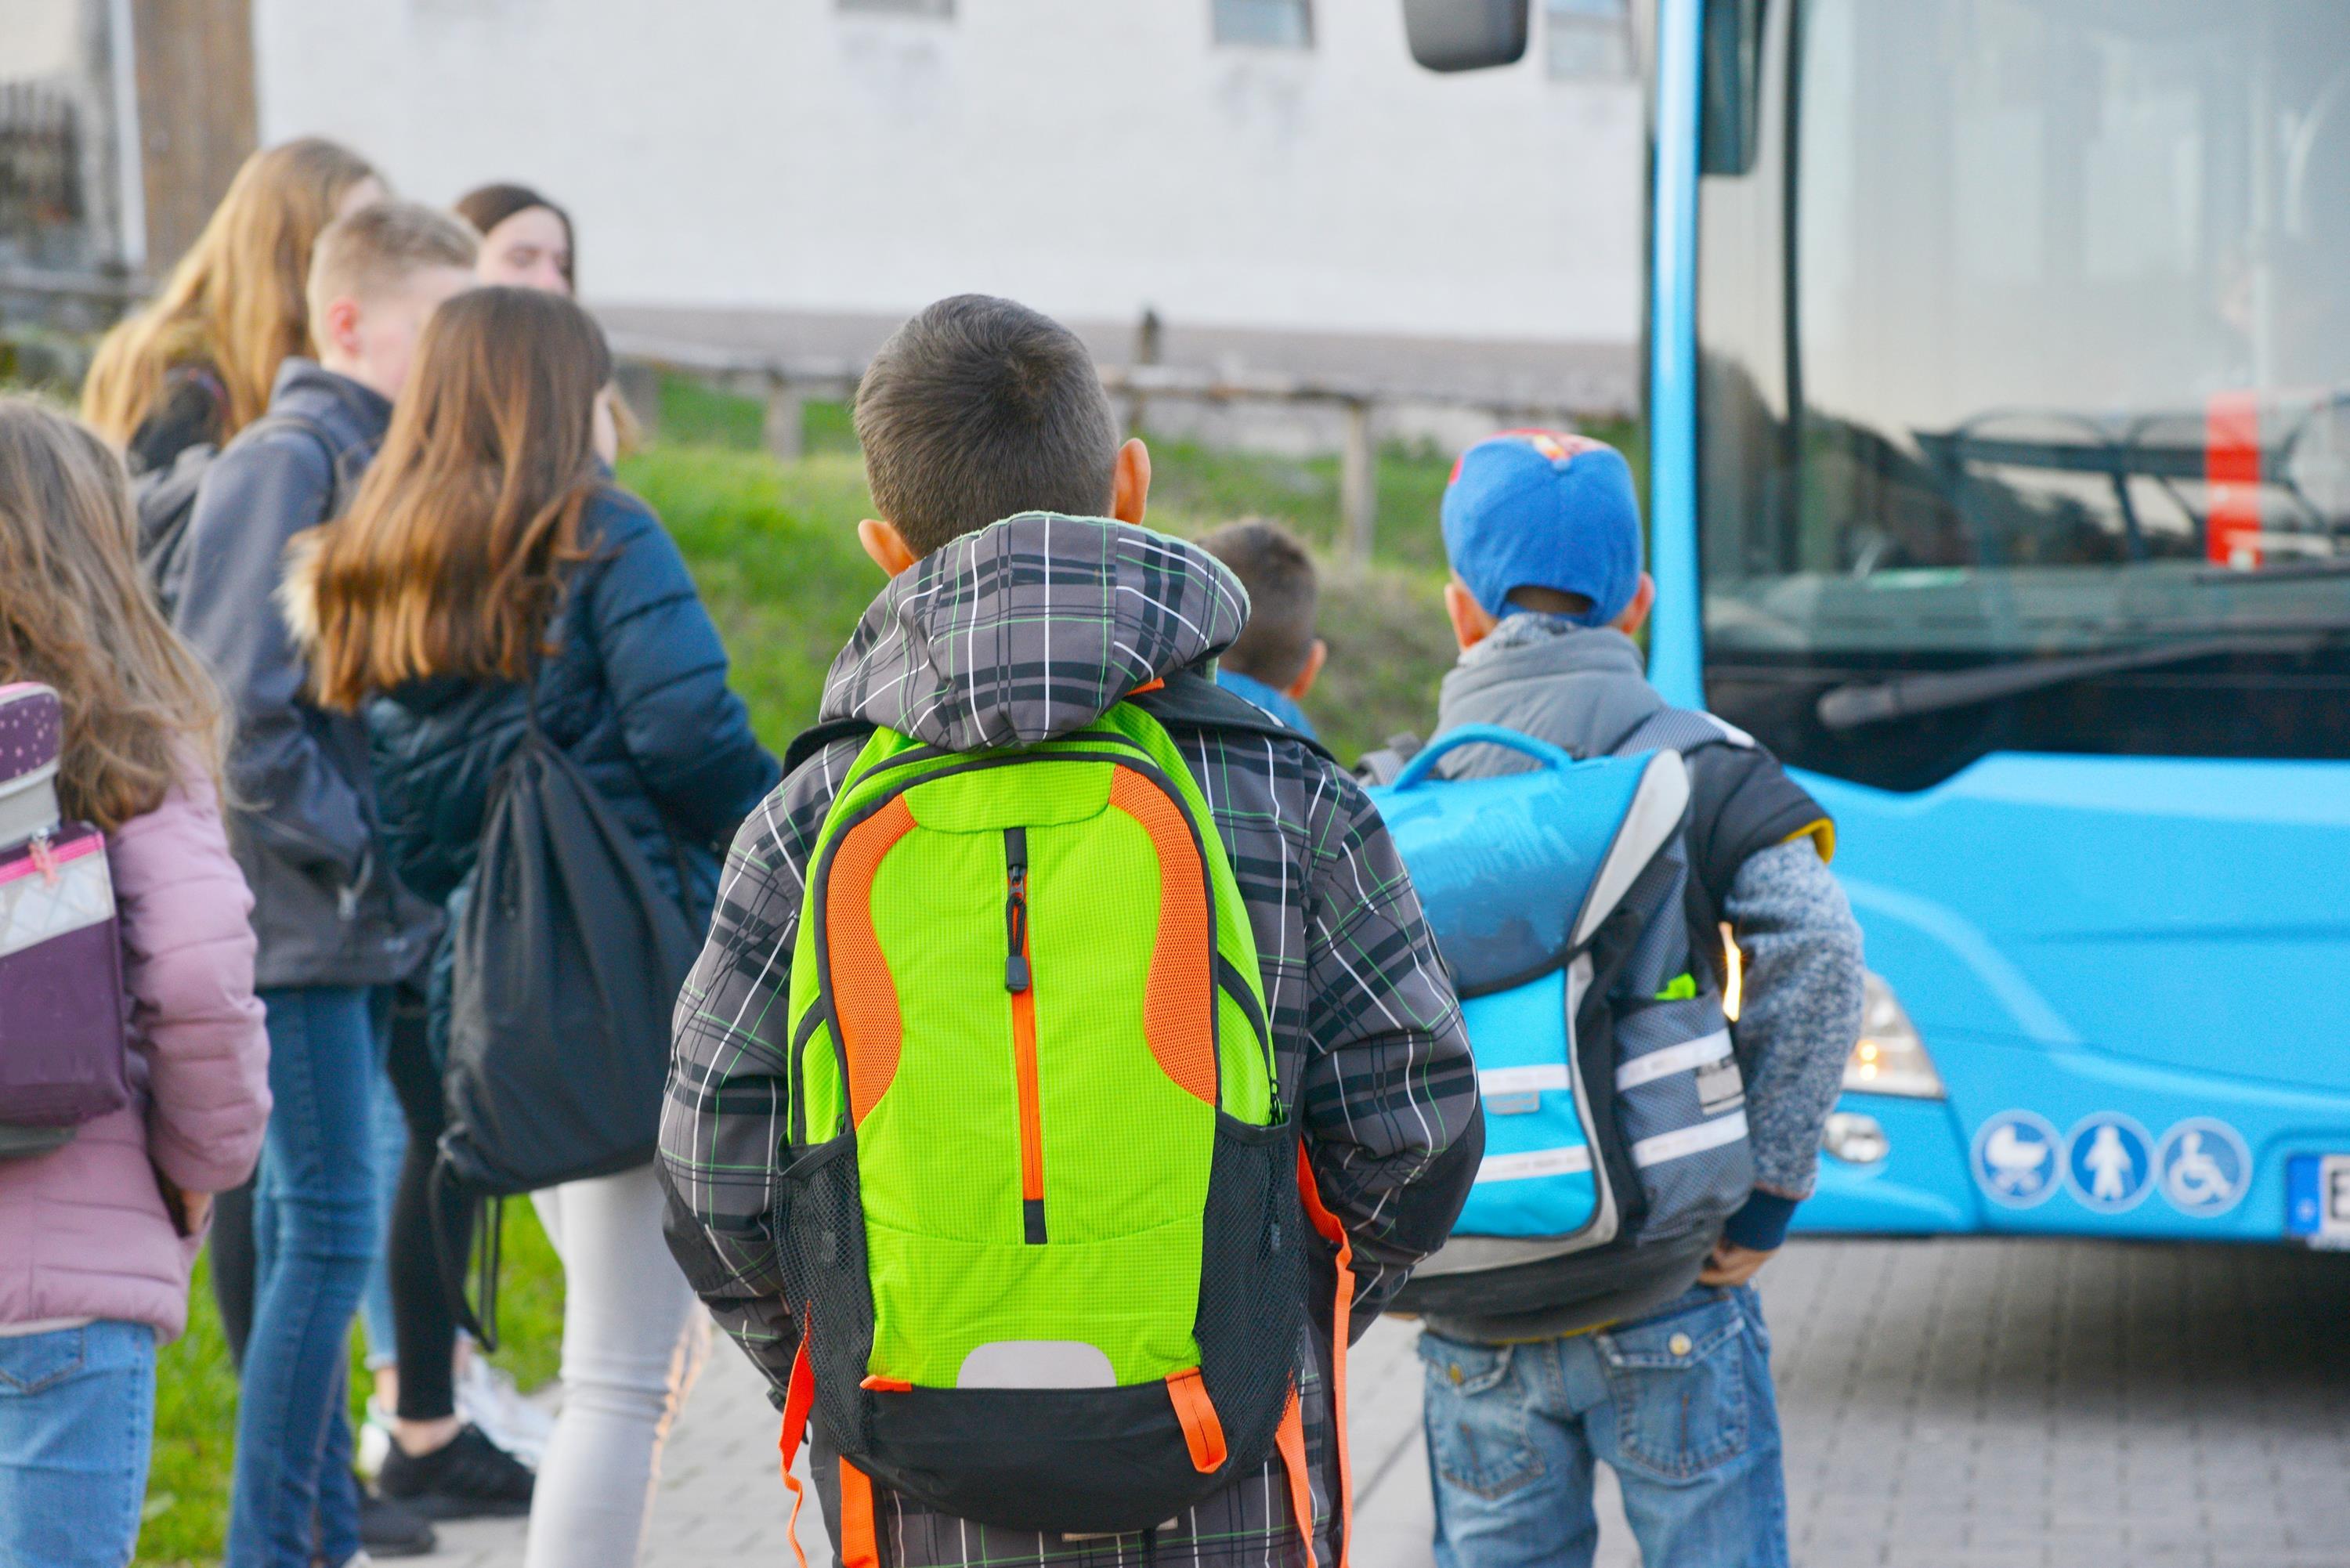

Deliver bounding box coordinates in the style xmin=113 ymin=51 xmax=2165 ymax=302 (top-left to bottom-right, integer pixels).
xmin=1191 ymin=1115 xmax=1307 ymax=1477
xmin=776 ymin=1132 xmax=876 ymax=1454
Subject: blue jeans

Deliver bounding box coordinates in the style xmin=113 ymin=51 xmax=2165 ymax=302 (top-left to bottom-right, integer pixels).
xmin=227 ymin=985 xmax=385 ymax=1568
xmin=0 ymin=1321 xmax=157 ymax=1568
xmin=357 ymin=1043 xmax=407 ymax=1370
xmin=1421 ymin=1285 xmax=1788 ymax=1568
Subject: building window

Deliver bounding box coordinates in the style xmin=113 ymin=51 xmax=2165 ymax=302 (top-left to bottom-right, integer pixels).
xmin=1546 ymin=0 xmax=1632 ymax=79
xmin=0 ymin=82 xmax=83 ymax=265
xmin=838 ymin=0 xmax=954 ymax=16
xmin=1213 ymin=0 xmax=1313 ymax=49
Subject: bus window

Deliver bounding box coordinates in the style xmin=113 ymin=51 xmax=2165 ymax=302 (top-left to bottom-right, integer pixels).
xmin=1697 ymin=0 xmax=2350 ymax=789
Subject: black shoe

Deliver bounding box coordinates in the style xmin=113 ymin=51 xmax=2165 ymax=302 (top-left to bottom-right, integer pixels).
xmin=378 ymin=1423 xmax=536 ymax=1519
xmin=357 ymin=1486 xmax=438 ymax=1558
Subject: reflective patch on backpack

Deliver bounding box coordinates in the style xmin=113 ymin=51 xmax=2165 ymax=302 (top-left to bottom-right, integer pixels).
xmin=1696 ymin=1054 xmax=1746 ymax=1118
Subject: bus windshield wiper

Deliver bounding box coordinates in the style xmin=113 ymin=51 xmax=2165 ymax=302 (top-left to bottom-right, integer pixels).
xmin=1816 ymin=635 xmax=2323 ymax=730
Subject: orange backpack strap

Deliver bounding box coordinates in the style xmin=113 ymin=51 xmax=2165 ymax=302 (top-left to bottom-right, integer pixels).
xmin=776 ymin=1334 xmax=816 ymax=1568
xmin=1164 ymin=1367 xmax=1228 ymax=1472
xmin=1295 ymin=1143 xmax=1354 ymax=1568
xmin=839 ymin=1458 xmax=881 ymax=1568
xmin=1274 ymin=1386 xmax=1315 ymax=1558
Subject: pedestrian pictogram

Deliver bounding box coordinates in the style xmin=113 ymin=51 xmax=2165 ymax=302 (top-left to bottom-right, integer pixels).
xmin=2065 ymin=1115 xmax=2153 ymax=1212
xmin=2156 ymin=1118 xmax=2251 ymax=1216
xmin=1971 ymin=1111 xmax=2061 ymax=1209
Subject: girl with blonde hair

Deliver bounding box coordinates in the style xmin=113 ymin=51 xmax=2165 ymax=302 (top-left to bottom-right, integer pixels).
xmin=81 ymin=138 xmax=383 ymax=475
xmin=0 ymin=397 xmax=269 ymax=1564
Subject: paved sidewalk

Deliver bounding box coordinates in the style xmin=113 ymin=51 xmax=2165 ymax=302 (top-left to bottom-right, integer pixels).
xmin=436 ymin=1237 xmax=2350 ymax=1566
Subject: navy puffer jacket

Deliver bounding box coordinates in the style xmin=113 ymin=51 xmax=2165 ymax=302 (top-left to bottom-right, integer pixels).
xmin=364 ymin=483 xmax=780 ymax=934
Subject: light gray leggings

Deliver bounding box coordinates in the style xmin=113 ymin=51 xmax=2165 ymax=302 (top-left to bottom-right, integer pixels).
xmin=523 ymin=1162 xmax=710 ymax=1568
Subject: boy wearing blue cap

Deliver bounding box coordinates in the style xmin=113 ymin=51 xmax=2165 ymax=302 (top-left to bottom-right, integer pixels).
xmin=1415 ymin=431 xmax=1865 ymax=1568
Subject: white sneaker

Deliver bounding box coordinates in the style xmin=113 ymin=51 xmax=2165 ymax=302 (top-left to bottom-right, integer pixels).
xmin=456 ymin=1354 xmax=555 ymax=1470
xmin=356 ymin=1400 xmax=394 ymax=1481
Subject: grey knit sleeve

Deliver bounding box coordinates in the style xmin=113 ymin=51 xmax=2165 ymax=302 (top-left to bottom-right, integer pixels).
xmin=1723 ymin=837 xmax=1866 ymax=1200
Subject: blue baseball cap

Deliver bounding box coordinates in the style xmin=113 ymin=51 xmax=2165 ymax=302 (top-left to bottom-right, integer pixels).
xmin=1440 ymin=430 xmax=1643 ymax=626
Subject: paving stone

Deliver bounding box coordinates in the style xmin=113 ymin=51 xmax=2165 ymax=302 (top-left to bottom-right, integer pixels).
xmin=442 ymin=1238 xmax=2350 ymax=1566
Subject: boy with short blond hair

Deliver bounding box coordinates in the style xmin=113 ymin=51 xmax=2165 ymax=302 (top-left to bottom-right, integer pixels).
xmin=661 ymin=294 xmax=1481 ymax=1566
xmin=174 ymin=197 xmax=479 ymax=1565
xmin=304 ymin=198 xmax=479 ymax=341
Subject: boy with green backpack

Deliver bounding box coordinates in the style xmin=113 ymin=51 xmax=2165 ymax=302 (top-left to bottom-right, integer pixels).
xmin=659 ymin=294 xmax=1483 ymax=1566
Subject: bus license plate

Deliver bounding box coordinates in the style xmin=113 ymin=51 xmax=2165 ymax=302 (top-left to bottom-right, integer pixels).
xmin=2287 ymin=1155 xmax=2350 ymax=1248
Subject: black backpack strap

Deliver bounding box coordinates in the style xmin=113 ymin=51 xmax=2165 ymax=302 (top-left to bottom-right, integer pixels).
xmin=783 ymin=715 xmax=880 ymax=777
xmin=1128 ymin=669 xmax=1336 ymax=764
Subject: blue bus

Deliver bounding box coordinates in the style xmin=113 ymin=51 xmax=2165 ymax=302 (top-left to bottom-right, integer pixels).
xmin=1408 ymin=0 xmax=2350 ymax=1247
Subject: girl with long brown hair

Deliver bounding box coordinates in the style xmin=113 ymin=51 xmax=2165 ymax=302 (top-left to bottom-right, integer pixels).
xmin=291 ymin=287 xmax=776 ymax=1567
xmin=81 ymin=139 xmax=383 ymax=475
xmin=0 ymin=398 xmax=269 ymax=1563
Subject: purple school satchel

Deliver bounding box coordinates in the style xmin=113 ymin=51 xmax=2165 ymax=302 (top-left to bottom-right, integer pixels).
xmin=0 ymin=681 xmax=130 ymax=1140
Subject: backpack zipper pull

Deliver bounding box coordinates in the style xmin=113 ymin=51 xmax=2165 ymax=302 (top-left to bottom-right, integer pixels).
xmin=1003 ymin=826 xmax=1030 ymax=992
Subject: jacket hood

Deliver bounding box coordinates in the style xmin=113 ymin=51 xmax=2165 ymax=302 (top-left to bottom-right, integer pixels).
xmin=820 ymin=513 xmax=1249 ymax=751
xmin=258 ymin=361 xmax=394 ymax=658
xmin=267 ymin=356 xmax=392 ymax=434
xmin=1438 ymin=623 xmax=1666 ymax=753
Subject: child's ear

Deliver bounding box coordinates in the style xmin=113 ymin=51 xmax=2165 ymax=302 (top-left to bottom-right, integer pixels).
xmin=313 ymin=296 xmax=363 ymax=366
xmin=858 ymin=518 xmax=921 ymax=578
xmin=1285 ymin=638 xmax=1327 ymax=702
xmin=1111 ymin=438 xmax=1152 ymax=526
xmin=1444 ymin=579 xmax=1497 ymax=652
xmin=1611 ymin=573 xmax=1657 ymax=637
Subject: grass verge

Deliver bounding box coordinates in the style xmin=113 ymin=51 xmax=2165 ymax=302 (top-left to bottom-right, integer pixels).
xmin=624 ymin=423 xmax=1493 ymax=762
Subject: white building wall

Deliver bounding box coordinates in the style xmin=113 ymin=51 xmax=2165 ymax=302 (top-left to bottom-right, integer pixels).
xmin=251 ymin=1 xmax=1640 ymax=353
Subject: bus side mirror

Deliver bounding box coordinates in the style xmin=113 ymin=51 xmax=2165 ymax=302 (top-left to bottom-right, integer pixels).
xmin=1403 ymin=0 xmax=1531 ymax=72
xmin=1699 ymin=0 xmax=1765 ymax=175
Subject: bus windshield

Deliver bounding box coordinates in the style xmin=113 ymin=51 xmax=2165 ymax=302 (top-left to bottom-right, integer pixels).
xmin=1698 ymin=0 xmax=2350 ymax=786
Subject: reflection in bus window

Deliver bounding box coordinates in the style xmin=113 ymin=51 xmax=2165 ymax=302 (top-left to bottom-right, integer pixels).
xmin=1697 ymin=0 xmax=2350 ymax=787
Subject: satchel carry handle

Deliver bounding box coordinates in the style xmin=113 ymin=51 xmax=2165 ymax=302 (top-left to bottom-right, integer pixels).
xmin=1387 ymin=724 xmax=1578 ymax=790
xmin=519 ymin=670 xmax=700 ymax=905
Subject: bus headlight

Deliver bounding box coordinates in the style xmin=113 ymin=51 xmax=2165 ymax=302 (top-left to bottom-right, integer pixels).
xmin=1822 ymin=1111 xmax=1890 ymax=1165
xmin=1843 ymin=973 xmax=1945 ymax=1098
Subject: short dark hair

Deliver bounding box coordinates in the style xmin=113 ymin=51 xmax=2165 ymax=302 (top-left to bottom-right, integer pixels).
xmin=1199 ymin=518 xmax=1319 ymax=686
xmin=854 ymin=294 xmax=1120 ymax=558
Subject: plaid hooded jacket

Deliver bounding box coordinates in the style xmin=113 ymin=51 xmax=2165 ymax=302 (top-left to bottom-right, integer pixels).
xmin=660 ymin=514 xmax=1482 ymax=1566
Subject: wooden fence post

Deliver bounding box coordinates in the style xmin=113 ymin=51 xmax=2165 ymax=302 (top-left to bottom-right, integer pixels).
xmin=1340 ymin=398 xmax=1376 ymax=565
xmin=613 ymin=360 xmax=662 ymax=443
xmin=765 ymin=377 xmax=805 ymax=461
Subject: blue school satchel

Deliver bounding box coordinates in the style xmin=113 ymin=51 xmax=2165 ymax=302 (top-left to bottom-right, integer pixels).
xmin=1368 ymin=725 xmax=1753 ymax=1328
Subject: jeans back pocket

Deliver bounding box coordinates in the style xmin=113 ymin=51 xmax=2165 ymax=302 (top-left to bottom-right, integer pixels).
xmin=1417 ymin=1331 xmax=1546 ymax=1500
xmin=1593 ymin=1292 xmax=1751 ymax=1482
xmin=0 ymin=1325 xmax=87 ymax=1396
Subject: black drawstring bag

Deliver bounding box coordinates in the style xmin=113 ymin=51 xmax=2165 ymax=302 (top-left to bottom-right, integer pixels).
xmin=434 ymin=695 xmax=701 ymax=1346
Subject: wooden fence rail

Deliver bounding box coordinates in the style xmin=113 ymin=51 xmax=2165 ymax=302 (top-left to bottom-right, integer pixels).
xmin=606 ymin=331 xmax=1618 ymax=565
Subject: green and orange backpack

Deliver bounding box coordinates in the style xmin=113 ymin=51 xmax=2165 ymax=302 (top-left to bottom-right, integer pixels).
xmin=770 ymin=679 xmax=1354 ymax=1561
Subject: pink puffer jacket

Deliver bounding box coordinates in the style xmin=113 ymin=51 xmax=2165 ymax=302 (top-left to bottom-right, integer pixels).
xmin=0 ymin=750 xmax=269 ymax=1342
